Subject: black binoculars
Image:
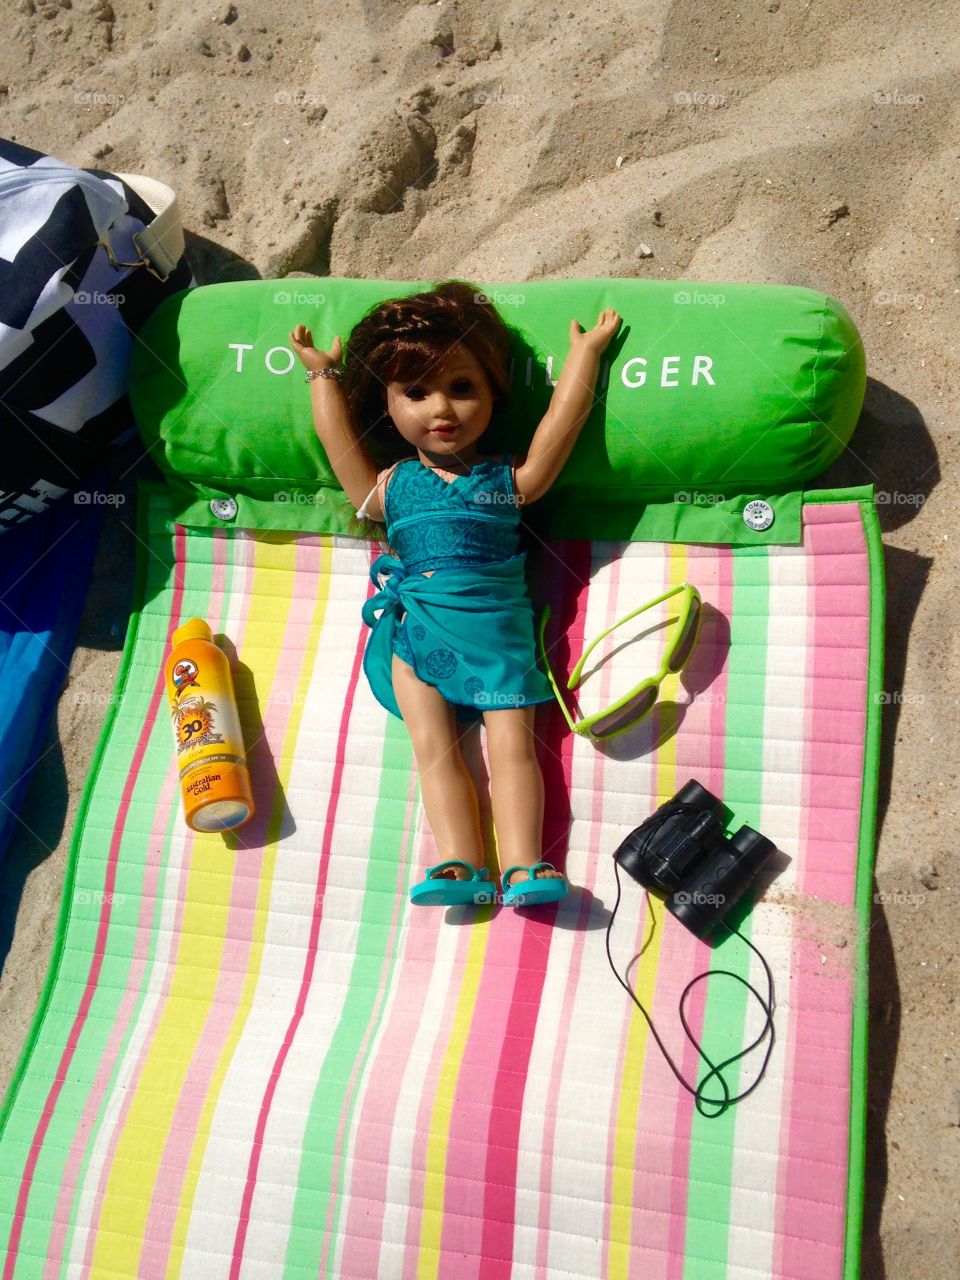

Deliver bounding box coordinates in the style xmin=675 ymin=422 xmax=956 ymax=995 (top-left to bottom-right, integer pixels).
xmin=612 ymin=780 xmax=776 ymax=938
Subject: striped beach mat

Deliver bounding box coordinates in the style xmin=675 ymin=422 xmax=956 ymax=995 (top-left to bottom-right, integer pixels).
xmin=0 ymin=480 xmax=884 ymax=1279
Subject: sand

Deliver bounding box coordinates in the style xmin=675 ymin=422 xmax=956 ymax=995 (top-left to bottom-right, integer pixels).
xmin=1 ymin=1 xmax=958 ymax=1275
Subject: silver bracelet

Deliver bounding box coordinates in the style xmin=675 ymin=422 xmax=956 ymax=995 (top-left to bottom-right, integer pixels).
xmin=305 ymin=367 xmax=343 ymax=383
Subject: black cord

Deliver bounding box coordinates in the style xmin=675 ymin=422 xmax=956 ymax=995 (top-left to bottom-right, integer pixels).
xmin=604 ymin=813 xmax=776 ymax=1119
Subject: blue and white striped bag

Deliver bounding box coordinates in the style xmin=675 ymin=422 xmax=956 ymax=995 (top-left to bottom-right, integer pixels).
xmin=0 ymin=137 xmax=194 ymax=530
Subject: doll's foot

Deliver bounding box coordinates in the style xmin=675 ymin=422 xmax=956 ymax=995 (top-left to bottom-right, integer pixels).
xmin=433 ymin=862 xmax=482 ymax=881
xmin=410 ymin=860 xmax=492 ymax=906
xmin=500 ymin=861 xmax=569 ymax=907
xmin=503 ymin=864 xmax=564 ymax=887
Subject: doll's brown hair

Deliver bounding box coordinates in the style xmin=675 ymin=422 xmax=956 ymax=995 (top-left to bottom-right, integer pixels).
xmin=341 ymin=279 xmax=513 ymax=467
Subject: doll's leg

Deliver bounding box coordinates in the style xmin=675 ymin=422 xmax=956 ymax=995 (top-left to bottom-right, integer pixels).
xmin=482 ymin=706 xmax=564 ymax=886
xmin=392 ymin=654 xmax=484 ymax=879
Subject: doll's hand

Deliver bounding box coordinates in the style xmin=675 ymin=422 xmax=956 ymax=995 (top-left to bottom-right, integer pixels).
xmin=289 ymin=323 xmax=342 ymax=372
xmin=569 ymin=307 xmax=621 ymax=355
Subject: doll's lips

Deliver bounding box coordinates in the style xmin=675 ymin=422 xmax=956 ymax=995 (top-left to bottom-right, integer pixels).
xmin=431 ymin=424 xmax=457 ymax=435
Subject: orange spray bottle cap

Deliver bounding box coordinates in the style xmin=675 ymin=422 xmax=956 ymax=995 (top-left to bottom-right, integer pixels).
xmin=171 ymin=618 xmax=214 ymax=648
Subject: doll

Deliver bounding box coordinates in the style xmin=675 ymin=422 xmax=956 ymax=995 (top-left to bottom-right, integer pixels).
xmin=289 ymin=281 xmax=620 ymax=908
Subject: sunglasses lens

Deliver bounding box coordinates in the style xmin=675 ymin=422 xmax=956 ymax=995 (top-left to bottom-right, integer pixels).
xmin=590 ymin=684 xmax=658 ymax=737
xmin=668 ymin=597 xmax=701 ymax=673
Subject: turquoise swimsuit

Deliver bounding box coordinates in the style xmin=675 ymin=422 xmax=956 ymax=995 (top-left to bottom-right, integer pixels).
xmin=360 ymin=454 xmax=555 ymax=723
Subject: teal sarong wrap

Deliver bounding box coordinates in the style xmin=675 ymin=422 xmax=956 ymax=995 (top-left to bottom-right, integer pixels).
xmin=361 ymin=552 xmax=555 ymax=722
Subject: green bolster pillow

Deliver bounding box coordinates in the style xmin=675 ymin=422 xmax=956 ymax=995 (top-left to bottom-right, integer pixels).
xmin=129 ymin=277 xmax=865 ymax=543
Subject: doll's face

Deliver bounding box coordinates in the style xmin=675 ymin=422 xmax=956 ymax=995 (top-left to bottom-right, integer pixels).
xmin=384 ymin=344 xmax=495 ymax=463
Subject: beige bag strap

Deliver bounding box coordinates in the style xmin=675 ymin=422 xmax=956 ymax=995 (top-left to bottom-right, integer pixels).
xmin=107 ymin=173 xmax=185 ymax=282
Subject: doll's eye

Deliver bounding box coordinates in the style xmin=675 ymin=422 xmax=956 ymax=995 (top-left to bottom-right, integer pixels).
xmin=404 ymin=378 xmax=472 ymax=399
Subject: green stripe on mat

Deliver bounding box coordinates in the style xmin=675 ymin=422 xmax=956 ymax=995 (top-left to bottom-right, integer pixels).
xmin=842 ymin=494 xmax=885 ymax=1280
xmin=683 ymin=545 xmax=768 ymax=1277
xmin=285 ymin=715 xmax=418 ymax=1279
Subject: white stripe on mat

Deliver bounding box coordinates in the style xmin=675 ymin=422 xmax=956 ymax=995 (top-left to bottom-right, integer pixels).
xmin=726 ymin=538 xmax=810 ymax=1279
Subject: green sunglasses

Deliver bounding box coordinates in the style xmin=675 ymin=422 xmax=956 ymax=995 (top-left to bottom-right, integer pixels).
xmin=537 ymin=582 xmax=703 ymax=741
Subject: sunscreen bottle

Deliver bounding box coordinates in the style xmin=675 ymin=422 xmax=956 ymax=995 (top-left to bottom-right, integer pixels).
xmin=164 ymin=618 xmax=255 ymax=832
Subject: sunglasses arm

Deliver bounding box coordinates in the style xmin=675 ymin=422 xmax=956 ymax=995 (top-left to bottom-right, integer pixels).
xmin=537 ymin=606 xmax=580 ymax=733
xmin=567 ymin=582 xmax=691 ymax=689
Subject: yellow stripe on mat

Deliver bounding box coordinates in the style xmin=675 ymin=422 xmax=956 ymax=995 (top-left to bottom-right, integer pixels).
xmin=609 ymin=546 xmax=685 ymax=1271
xmin=417 ymin=920 xmax=492 ymax=1280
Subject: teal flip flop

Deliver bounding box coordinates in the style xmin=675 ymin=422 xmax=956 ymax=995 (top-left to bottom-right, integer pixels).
xmin=410 ymin=860 xmax=494 ymax=906
xmin=500 ymin=861 xmax=569 ymax=907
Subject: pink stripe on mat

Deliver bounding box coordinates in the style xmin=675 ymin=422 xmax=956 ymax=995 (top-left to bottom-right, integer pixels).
xmin=336 ymin=765 xmax=431 ymax=1279
xmin=474 ymin=541 xmax=592 ymax=1280
xmin=532 ymin=541 xmax=602 ymax=1280
xmin=2 ymin=527 xmax=189 ymax=1280
xmin=437 ymin=906 xmax=545 ymax=1278
xmin=320 ymin=604 xmax=428 ymax=1277
xmin=400 ymin=908 xmax=484 ymax=1277
xmin=775 ymin=504 xmax=869 ymax=1279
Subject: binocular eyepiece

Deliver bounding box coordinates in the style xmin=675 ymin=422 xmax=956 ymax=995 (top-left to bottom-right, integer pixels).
xmin=613 ymin=780 xmax=776 ymax=938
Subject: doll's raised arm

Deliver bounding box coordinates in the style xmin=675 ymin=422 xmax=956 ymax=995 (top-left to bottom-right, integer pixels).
xmin=289 ymin=322 xmax=379 ymax=512
xmin=513 ymin=308 xmax=621 ymax=506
